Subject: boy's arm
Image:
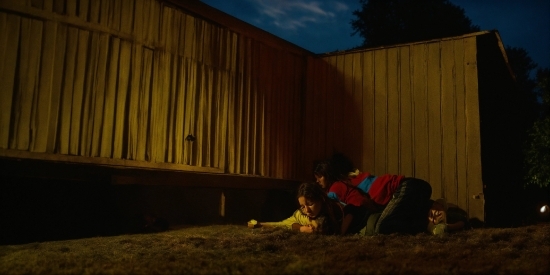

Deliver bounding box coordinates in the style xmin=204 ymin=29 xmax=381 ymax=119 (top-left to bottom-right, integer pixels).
xmin=259 ymin=210 xmax=314 ymax=232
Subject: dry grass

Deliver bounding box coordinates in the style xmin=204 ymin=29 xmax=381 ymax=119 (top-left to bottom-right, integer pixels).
xmin=1 ymin=223 xmax=549 ymax=275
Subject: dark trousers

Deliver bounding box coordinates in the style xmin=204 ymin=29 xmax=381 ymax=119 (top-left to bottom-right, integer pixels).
xmin=374 ymin=178 xmax=433 ymax=235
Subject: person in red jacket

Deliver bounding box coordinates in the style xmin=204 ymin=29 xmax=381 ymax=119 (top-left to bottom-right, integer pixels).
xmin=314 ymin=153 xmax=433 ymax=235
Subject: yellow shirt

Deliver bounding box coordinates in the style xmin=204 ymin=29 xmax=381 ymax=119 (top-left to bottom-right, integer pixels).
xmin=261 ymin=210 xmax=316 ymax=230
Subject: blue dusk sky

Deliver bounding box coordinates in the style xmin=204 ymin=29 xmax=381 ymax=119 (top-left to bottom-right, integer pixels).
xmin=201 ymin=0 xmax=550 ymax=71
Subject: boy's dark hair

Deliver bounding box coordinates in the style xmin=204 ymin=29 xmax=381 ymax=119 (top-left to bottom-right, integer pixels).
xmin=313 ymin=153 xmax=355 ymax=183
xmin=297 ymin=182 xmax=328 ymax=203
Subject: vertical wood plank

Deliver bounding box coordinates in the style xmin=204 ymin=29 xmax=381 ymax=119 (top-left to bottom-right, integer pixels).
xmin=341 ymin=54 xmax=354 ymax=163
xmin=454 ymin=39 xmax=468 ymax=212
xmin=133 ymin=0 xmax=144 ymax=41
xmin=387 ymin=47 xmax=399 ymax=175
xmin=174 ymin=56 xmax=186 ymax=163
xmin=160 ymin=52 xmax=171 ymax=163
xmin=310 ymin=58 xmax=323 ymax=163
xmin=59 ymin=27 xmax=78 ymax=154
xmin=202 ymin=20 xmax=212 ymax=66
xmin=120 ymin=0 xmax=134 ymax=34
xmin=195 ymin=18 xmax=204 ymax=63
xmin=282 ymin=54 xmax=291 ymax=177
xmin=257 ymin=45 xmax=268 ymax=175
xmin=79 ymin=0 xmax=89 ymax=21
xmin=149 ymin=51 xmax=160 ymax=162
xmin=160 ymin=5 xmax=172 ymax=53
xmin=42 ymin=0 xmax=52 ymax=11
xmin=411 ymin=44 xmax=429 ymax=180
xmin=241 ymin=40 xmax=251 ymax=173
xmin=226 ymin=69 xmax=237 ymax=172
xmin=271 ymin=48 xmax=280 ymax=176
xmin=334 ymin=55 xmax=345 ymax=153
xmin=261 ymin=45 xmax=273 ymax=176
xmin=90 ymin=33 xmax=110 ymax=157
xmin=127 ymin=44 xmax=143 ymax=159
xmin=206 ymin=65 xmax=216 ymax=167
xmin=46 ymin=23 xmax=67 ymax=153
xmin=33 ymin=20 xmax=57 ymax=152
xmin=177 ymin=12 xmax=187 ymax=56
xmin=53 ymin=0 xmax=64 ymax=14
xmin=217 ymin=70 xmax=230 ymax=171
xmin=0 ymin=13 xmax=21 ymax=148
xmin=324 ymin=56 xmax=335 ymax=158
xmin=89 ymin=0 xmax=100 ymax=23
xmin=162 ymin=7 xmax=175 ymax=163
xmin=66 ymin=0 xmax=76 ymax=17
xmin=291 ymin=56 xmax=303 ymax=178
xmin=14 ymin=18 xmax=42 ymax=151
xmin=81 ymin=32 xmax=100 ymax=156
xmin=166 ymin=55 xmax=177 ymax=163
xmin=250 ymin=42 xmax=260 ymax=174
xmin=100 ymin=37 xmax=120 ymax=158
xmin=31 ymin=0 xmax=44 ymax=10
xmin=399 ymin=46 xmax=413 ymax=176
xmin=112 ymin=40 xmax=132 ymax=159
xmin=99 ymin=0 xmax=110 ymax=26
xmin=69 ymin=29 xmax=90 ymax=155
xmin=352 ymin=53 xmax=363 ymax=169
xmin=183 ymin=14 xmax=195 ymax=59
xmin=464 ymin=36 xmax=484 ymax=221
xmin=183 ymin=59 xmax=197 ymax=165
xmin=171 ymin=8 xmax=182 ymax=56
xmin=137 ymin=48 xmax=153 ymax=161
xmin=374 ymin=49 xmax=387 ymax=174
xmin=441 ymin=40 xmax=459 ymax=204
xmin=146 ymin=0 xmax=160 ymax=45
xmin=427 ymin=42 xmax=442 ymax=198
xmin=234 ymin=38 xmax=246 ymax=173
xmin=111 ymin=0 xmax=122 ymax=31
xmin=149 ymin=51 xmax=170 ymax=162
xmin=212 ymin=68 xmax=220 ymax=167
xmin=362 ymin=51 xmax=375 ymax=172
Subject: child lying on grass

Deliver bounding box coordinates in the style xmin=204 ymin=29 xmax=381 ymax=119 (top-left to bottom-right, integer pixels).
xmin=252 ymin=182 xmax=344 ymax=235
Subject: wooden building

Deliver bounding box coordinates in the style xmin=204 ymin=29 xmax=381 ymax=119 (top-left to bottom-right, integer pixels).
xmin=0 ymin=0 xmax=523 ymax=239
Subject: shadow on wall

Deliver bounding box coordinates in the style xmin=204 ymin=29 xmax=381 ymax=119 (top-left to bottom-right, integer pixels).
xmin=0 ymin=175 xmax=297 ymax=245
xmin=476 ymin=34 xmax=543 ymax=228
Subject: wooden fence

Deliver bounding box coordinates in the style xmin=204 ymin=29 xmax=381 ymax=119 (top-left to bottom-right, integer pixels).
xmin=0 ymin=0 xmax=306 ymax=179
xmin=0 ymin=1 xmax=507 ymax=222
xmin=301 ymin=35 xmax=489 ymax=221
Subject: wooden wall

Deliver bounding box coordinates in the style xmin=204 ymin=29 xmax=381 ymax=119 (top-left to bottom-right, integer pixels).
xmin=0 ymin=0 xmax=306 ymax=179
xmin=302 ymin=34 xmax=487 ymax=221
xmin=0 ymin=0 xmax=495 ymax=221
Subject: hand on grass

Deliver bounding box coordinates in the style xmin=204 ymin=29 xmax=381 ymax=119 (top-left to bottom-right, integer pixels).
xmin=300 ymin=225 xmax=315 ymax=233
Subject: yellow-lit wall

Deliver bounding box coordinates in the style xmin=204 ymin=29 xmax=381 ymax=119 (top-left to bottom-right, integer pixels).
xmin=0 ymin=0 xmax=306 ymax=179
xmin=0 ymin=0 xmax=487 ymax=221
xmin=302 ymin=38 xmax=485 ymax=221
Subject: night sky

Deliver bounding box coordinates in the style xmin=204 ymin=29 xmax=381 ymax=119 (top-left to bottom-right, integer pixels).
xmin=201 ymin=0 xmax=550 ymax=71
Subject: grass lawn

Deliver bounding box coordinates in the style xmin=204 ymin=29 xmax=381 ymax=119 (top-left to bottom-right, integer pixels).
xmin=0 ymin=223 xmax=549 ymax=274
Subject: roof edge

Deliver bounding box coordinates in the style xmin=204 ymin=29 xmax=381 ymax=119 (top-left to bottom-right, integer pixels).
xmin=319 ymin=30 xmax=496 ymax=57
xmin=163 ymin=0 xmax=314 ymax=56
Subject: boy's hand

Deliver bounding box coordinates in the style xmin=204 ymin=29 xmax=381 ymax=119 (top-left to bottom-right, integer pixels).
xmin=300 ymin=225 xmax=315 ymax=233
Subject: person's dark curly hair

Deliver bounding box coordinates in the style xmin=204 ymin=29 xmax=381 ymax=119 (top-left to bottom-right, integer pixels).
xmin=313 ymin=153 xmax=355 ymax=184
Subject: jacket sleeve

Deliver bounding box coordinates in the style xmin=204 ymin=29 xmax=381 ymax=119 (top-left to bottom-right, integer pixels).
xmin=261 ymin=210 xmax=311 ymax=229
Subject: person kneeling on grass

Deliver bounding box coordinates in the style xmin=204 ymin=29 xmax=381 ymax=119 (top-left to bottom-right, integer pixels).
xmin=314 ymin=153 xmax=471 ymax=236
xmin=251 ymin=182 xmax=344 ymax=235
xmin=314 ymin=153 xmax=433 ymax=236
